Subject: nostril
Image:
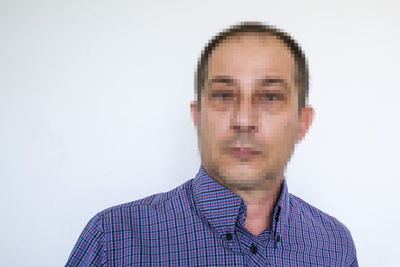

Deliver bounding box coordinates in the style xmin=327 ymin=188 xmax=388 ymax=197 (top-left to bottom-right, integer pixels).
xmin=231 ymin=125 xmax=257 ymax=133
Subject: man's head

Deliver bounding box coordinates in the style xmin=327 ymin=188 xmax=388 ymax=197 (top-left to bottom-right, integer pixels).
xmin=191 ymin=22 xmax=313 ymax=191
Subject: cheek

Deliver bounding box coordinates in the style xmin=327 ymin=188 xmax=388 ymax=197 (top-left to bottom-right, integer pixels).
xmin=259 ymin=114 xmax=299 ymax=149
xmin=200 ymin=111 xmax=231 ymax=143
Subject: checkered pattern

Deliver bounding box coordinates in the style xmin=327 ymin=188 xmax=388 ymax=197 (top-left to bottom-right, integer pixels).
xmin=66 ymin=166 xmax=358 ymax=266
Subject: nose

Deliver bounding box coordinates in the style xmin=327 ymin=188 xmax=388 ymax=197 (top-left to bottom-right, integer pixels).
xmin=230 ymin=96 xmax=258 ymax=134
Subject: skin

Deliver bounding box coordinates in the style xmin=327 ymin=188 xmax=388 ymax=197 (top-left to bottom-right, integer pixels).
xmin=191 ymin=34 xmax=314 ymax=236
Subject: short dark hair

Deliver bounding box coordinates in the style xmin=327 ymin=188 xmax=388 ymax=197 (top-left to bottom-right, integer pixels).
xmin=195 ymin=21 xmax=309 ymax=112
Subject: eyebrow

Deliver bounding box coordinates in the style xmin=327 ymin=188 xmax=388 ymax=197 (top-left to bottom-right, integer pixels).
xmin=208 ymin=76 xmax=237 ymax=85
xmin=207 ymin=75 xmax=290 ymax=92
xmin=257 ymin=77 xmax=290 ymax=92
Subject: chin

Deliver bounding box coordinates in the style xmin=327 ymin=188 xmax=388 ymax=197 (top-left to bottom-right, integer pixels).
xmin=217 ymin=163 xmax=270 ymax=190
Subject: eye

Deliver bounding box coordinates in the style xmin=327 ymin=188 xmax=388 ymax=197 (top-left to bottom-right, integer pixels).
xmin=211 ymin=91 xmax=235 ymax=100
xmin=255 ymin=92 xmax=287 ymax=112
xmin=260 ymin=93 xmax=284 ymax=102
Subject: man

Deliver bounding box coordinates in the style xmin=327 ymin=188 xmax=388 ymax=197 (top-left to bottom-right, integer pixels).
xmin=66 ymin=22 xmax=358 ymax=266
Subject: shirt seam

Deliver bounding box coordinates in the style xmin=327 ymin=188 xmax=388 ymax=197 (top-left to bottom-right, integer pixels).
xmin=100 ymin=212 xmax=107 ymax=266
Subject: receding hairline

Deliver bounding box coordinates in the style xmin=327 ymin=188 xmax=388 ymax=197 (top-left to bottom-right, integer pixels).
xmin=204 ymin=32 xmax=297 ymax=73
xmin=202 ymin=32 xmax=299 ymax=93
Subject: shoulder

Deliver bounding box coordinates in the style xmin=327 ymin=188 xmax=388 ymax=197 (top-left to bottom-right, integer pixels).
xmin=100 ymin=178 xmax=192 ymax=220
xmin=86 ymin=178 xmax=195 ymax=240
xmin=66 ymin=179 xmax=193 ymax=265
xmin=66 ymin=209 xmax=106 ymax=266
xmin=288 ymin=193 xmax=357 ymax=263
xmin=289 ymin=193 xmax=351 ymax=236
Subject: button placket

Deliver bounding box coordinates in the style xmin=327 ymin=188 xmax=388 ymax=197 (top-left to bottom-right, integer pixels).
xmin=273 ymin=205 xmax=282 ymax=249
xmin=250 ymin=244 xmax=258 ymax=254
xmin=225 ymin=232 xmax=233 ymax=241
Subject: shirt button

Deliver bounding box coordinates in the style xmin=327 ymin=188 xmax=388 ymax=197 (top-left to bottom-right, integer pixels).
xmin=250 ymin=244 xmax=257 ymax=254
xmin=225 ymin=233 xmax=233 ymax=241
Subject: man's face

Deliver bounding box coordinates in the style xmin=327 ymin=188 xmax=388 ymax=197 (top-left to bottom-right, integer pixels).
xmin=191 ymin=34 xmax=313 ymax=190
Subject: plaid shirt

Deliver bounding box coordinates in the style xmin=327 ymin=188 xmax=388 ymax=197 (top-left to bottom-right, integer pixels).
xmin=66 ymin=167 xmax=358 ymax=266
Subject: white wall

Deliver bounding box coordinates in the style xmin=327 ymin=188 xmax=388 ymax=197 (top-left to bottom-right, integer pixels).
xmin=1 ymin=0 xmax=399 ymax=266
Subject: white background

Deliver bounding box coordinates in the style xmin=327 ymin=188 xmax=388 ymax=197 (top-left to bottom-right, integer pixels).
xmin=1 ymin=0 xmax=399 ymax=266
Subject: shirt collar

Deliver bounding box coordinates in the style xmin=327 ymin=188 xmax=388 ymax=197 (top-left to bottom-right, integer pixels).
xmin=191 ymin=165 xmax=291 ymax=239
xmin=191 ymin=166 xmax=242 ymax=237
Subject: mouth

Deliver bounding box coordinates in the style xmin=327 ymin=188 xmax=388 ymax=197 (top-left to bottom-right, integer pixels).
xmin=227 ymin=147 xmax=261 ymax=160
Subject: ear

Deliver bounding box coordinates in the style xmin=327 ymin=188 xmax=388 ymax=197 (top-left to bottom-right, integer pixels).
xmin=190 ymin=101 xmax=199 ymax=127
xmin=296 ymin=106 xmax=314 ymax=142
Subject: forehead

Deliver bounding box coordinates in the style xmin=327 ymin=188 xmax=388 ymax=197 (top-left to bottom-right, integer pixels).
xmin=207 ymin=34 xmax=296 ymax=80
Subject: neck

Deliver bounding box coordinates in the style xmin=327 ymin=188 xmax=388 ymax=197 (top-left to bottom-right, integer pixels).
xmin=232 ymin=177 xmax=283 ymax=236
